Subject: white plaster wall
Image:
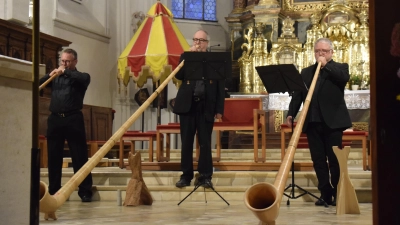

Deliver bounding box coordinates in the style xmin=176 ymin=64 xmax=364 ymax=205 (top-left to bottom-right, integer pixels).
xmin=0 ymin=0 xmax=29 ymax=24
xmin=0 ymin=56 xmax=45 ymax=225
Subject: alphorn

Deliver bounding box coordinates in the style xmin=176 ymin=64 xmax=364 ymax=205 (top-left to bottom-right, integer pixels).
xmin=39 ymin=60 xmax=185 ymax=220
xmin=39 ymin=71 xmax=58 ymax=90
xmin=244 ymin=62 xmax=322 ymax=225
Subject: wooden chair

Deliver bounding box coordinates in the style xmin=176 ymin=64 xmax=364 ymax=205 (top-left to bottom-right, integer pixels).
xmin=39 ymin=135 xmax=48 ymax=168
xmin=119 ymin=131 xmax=163 ymax=167
xmin=212 ymin=98 xmax=267 ymax=162
xmin=156 ymin=123 xmax=180 ymax=162
xmin=280 ymin=123 xmax=369 ymax=170
xmin=156 ymin=123 xmax=199 ymax=162
xmin=87 ymin=140 xmax=133 ymax=168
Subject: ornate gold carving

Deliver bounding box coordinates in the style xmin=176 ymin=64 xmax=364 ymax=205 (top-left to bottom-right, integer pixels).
xmin=319 ymin=2 xmax=370 ymax=89
xmin=269 ymin=16 xmax=303 ymax=68
xmin=237 ymin=1 xmax=370 ymax=93
xmin=281 ymin=16 xmax=296 ymax=38
xmin=257 ymin=0 xmax=279 ymax=6
xmin=303 ymin=13 xmax=323 ymax=68
xmin=282 ymin=0 xmax=365 ymax=13
xmin=232 ymin=0 xmax=247 ymax=14
xmin=352 ymin=122 xmax=369 ymax=131
xmin=283 ymin=0 xmax=329 ymax=12
xmin=253 ymin=23 xmax=268 ymax=93
xmin=274 ymin=110 xmax=284 ymax=132
xmin=238 ymin=27 xmax=255 ymax=93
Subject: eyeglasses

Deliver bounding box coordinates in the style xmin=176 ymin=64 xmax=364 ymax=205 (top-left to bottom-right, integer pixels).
xmin=314 ymin=49 xmax=332 ymax=54
xmin=60 ymin=60 xmax=74 ymax=64
xmin=192 ymin=38 xmax=208 ymax=43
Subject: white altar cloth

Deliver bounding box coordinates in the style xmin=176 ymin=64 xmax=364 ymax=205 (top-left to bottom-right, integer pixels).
xmin=230 ymin=90 xmax=370 ymax=111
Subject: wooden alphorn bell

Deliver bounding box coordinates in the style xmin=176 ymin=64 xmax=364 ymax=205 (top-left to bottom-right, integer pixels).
xmin=39 ymin=60 xmax=185 ymax=220
xmin=244 ymin=62 xmax=322 ymax=225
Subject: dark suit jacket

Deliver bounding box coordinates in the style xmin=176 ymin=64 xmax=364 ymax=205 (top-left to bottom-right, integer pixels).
xmin=173 ymin=54 xmax=225 ymax=122
xmin=288 ymin=60 xmax=352 ymax=132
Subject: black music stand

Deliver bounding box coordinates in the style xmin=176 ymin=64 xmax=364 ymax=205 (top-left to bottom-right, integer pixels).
xmin=255 ymin=64 xmax=328 ymax=207
xmin=182 ymin=52 xmax=231 ymax=80
xmin=177 ymin=52 xmax=231 ymax=206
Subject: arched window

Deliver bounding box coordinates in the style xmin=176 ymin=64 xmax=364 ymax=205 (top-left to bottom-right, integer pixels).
xmin=171 ymin=0 xmax=217 ymax=21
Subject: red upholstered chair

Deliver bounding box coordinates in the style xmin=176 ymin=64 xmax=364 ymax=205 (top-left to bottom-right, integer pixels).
xmin=212 ymin=98 xmax=266 ymax=162
xmin=280 ymin=123 xmax=369 ymax=170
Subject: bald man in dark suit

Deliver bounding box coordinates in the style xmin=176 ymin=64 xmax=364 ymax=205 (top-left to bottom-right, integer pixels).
xmin=173 ymin=29 xmax=225 ymax=188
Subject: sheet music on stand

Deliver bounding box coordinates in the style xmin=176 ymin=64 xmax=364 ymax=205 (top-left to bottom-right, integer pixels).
xmin=182 ymin=52 xmax=231 ymax=80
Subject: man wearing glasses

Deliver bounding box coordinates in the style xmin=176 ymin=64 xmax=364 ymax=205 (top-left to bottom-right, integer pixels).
xmin=39 ymin=48 xmax=93 ymax=202
xmin=286 ymin=38 xmax=352 ymax=206
xmin=173 ymin=29 xmax=225 ymax=188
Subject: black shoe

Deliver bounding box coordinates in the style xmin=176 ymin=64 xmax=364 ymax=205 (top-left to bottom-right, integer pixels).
xmin=315 ymin=196 xmax=332 ymax=206
xmin=81 ymin=195 xmax=92 ymax=202
xmin=175 ymin=178 xmax=191 ymax=188
xmin=315 ymin=198 xmax=326 ymax=206
xmin=194 ymin=175 xmax=213 ymax=188
xmin=331 ymin=197 xmax=336 ymax=206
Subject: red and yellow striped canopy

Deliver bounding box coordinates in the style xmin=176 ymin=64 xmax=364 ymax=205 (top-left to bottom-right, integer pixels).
xmin=118 ymin=1 xmax=189 ymax=87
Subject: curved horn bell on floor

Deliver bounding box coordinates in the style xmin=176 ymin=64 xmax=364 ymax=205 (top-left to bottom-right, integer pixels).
xmin=39 ymin=61 xmax=185 ymax=220
xmin=244 ymin=62 xmax=321 ymax=225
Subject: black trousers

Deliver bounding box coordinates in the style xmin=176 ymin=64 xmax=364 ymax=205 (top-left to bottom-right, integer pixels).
xmin=306 ymin=122 xmax=342 ymax=197
xmin=47 ymin=111 xmax=93 ymax=197
xmin=179 ymin=101 xmax=214 ymax=180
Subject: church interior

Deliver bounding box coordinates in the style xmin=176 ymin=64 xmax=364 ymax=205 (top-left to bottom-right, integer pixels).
xmin=1 ymin=0 xmax=399 ymax=224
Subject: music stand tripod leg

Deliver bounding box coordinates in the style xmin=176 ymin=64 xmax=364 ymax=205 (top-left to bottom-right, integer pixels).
xmin=177 ymin=184 xmax=202 ymax=205
xmin=208 ymin=185 xmax=230 ymax=206
xmin=177 ymin=180 xmax=230 ymax=206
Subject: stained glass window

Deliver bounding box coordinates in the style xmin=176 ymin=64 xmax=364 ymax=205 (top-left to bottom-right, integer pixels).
xmin=171 ymin=0 xmax=217 ymax=21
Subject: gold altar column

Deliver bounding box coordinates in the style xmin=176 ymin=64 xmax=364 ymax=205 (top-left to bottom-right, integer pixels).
xmin=252 ymin=23 xmax=268 ymax=93
xmin=351 ymin=8 xmax=370 ymax=89
xmin=302 ymin=13 xmax=323 ymax=69
xmin=238 ymin=27 xmax=255 ymax=93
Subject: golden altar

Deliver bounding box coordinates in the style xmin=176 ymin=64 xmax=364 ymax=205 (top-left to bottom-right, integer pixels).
xmin=225 ymin=0 xmax=370 ymax=93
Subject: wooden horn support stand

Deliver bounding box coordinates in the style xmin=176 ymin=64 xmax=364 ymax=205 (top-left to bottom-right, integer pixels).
xmin=333 ymin=146 xmax=360 ymax=215
xmin=39 ymin=60 xmax=185 ymax=220
xmin=244 ymin=62 xmax=321 ymax=225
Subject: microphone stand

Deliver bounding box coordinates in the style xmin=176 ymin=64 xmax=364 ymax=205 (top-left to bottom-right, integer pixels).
xmin=209 ymin=44 xmax=220 ymax=52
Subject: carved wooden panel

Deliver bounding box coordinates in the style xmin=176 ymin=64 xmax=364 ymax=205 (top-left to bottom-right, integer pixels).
xmin=39 ymin=97 xmax=113 ymax=141
xmin=82 ymin=105 xmax=92 ymax=141
xmin=39 ymin=97 xmax=51 ymax=136
xmin=91 ymin=106 xmax=112 ymax=141
xmin=0 ymin=19 xmax=71 ymax=98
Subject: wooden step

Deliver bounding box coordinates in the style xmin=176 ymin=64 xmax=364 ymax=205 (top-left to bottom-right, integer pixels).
xmin=39 ymin=168 xmax=372 ymax=203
